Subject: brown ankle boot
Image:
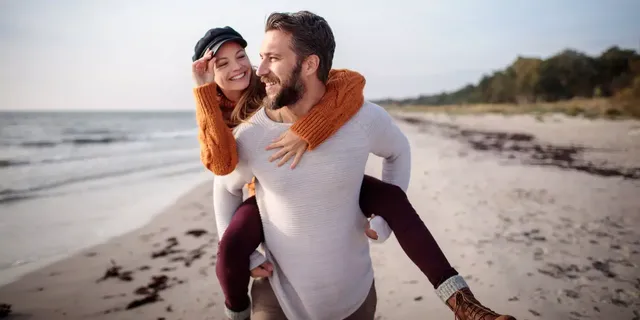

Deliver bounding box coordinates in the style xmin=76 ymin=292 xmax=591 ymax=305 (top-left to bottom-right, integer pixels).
xmin=446 ymin=288 xmax=516 ymax=320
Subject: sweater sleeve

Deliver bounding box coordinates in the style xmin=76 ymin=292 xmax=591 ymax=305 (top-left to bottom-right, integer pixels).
xmin=212 ymin=139 xmax=266 ymax=269
xmin=193 ymin=83 xmax=239 ymax=175
xmin=289 ymin=77 xmax=365 ymax=150
xmin=368 ymin=215 xmax=392 ymax=243
xmin=366 ymin=103 xmax=411 ymax=192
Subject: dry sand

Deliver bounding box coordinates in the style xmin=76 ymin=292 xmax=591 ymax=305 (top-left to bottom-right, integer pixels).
xmin=1 ymin=112 xmax=639 ymax=320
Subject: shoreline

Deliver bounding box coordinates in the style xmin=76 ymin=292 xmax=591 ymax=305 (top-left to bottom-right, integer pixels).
xmin=0 ymin=171 xmax=210 ymax=287
xmin=0 ymin=180 xmax=227 ymax=320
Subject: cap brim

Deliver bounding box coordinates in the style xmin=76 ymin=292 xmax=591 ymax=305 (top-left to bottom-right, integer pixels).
xmin=207 ymin=37 xmax=248 ymax=56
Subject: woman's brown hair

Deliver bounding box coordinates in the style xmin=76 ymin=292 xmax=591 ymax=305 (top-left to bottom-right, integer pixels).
xmin=226 ymin=67 xmax=266 ymax=128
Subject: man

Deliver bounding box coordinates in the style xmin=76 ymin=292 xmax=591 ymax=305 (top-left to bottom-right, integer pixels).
xmin=213 ymin=12 xmax=407 ymax=320
xmin=214 ymin=11 xmax=517 ymax=320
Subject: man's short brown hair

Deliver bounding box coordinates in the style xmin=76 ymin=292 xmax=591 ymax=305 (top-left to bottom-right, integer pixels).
xmin=265 ymin=11 xmax=335 ymax=83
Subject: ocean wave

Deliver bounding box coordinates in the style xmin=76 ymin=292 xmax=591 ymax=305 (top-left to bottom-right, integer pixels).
xmin=62 ymin=128 xmax=114 ymax=135
xmin=141 ymin=129 xmax=198 ymax=140
xmin=0 ymin=160 xmax=30 ymax=168
xmin=19 ymin=137 xmax=128 ymax=148
xmin=20 ymin=141 xmax=58 ymax=148
xmin=0 ymin=145 xmax=197 ymax=168
xmin=64 ymin=136 xmax=129 ymax=145
xmin=14 ymin=129 xmax=196 ymax=148
xmin=0 ymin=190 xmax=34 ymax=204
xmin=0 ymin=158 xmax=196 ymax=204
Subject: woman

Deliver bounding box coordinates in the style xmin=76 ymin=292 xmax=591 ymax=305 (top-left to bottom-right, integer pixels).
xmin=191 ymin=26 xmax=516 ymax=320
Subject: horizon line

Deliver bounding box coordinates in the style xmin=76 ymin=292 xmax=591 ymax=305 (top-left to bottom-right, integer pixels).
xmin=0 ymin=109 xmax=198 ymax=113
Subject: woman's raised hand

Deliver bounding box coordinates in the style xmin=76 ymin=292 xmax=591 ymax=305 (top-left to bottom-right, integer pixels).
xmin=192 ymin=49 xmax=216 ymax=86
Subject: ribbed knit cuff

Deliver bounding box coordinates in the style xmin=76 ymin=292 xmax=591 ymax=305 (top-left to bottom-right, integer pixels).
xmin=290 ymin=111 xmax=333 ymax=150
xmin=225 ymin=305 xmax=250 ymax=320
xmin=435 ymin=275 xmax=469 ymax=303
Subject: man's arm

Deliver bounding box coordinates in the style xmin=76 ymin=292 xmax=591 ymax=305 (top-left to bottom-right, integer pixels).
xmin=213 ymin=164 xmax=251 ymax=238
xmin=366 ymin=103 xmax=411 ymax=191
xmin=212 ymin=144 xmax=267 ymax=269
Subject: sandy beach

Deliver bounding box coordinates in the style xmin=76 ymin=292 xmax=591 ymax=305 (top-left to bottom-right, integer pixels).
xmin=1 ymin=112 xmax=638 ymax=320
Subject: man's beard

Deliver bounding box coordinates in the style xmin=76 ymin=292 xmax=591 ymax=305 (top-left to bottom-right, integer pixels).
xmin=263 ymin=61 xmax=305 ymax=110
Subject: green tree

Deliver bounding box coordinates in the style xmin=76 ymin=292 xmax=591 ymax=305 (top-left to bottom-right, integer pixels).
xmin=510 ymin=57 xmax=542 ymax=102
xmin=486 ymin=70 xmax=516 ymax=103
xmin=536 ymin=49 xmax=599 ymax=101
xmin=373 ymin=46 xmax=640 ymax=108
xmin=596 ymin=46 xmax=640 ymax=96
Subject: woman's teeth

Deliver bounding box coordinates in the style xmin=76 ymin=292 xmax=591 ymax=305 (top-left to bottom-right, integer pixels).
xmin=230 ymin=72 xmax=246 ymax=80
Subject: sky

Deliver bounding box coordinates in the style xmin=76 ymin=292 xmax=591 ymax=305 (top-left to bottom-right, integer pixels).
xmin=0 ymin=0 xmax=638 ymax=111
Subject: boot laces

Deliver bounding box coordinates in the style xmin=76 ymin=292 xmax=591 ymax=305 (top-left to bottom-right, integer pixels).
xmin=453 ymin=289 xmax=499 ymax=320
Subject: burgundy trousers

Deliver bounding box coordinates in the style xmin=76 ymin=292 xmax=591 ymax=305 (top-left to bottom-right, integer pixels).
xmin=215 ymin=175 xmax=458 ymax=312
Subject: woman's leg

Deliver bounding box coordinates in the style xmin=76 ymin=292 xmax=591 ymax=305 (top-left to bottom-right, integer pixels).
xmin=359 ymin=175 xmax=516 ymax=320
xmin=216 ymin=195 xmax=264 ymax=319
xmin=359 ymin=175 xmax=458 ymax=288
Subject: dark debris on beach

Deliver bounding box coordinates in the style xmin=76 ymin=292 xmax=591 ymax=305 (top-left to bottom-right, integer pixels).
xmin=96 ymin=234 xmax=204 ymax=314
xmin=151 ymin=237 xmax=184 ymax=259
xmin=0 ymin=303 xmax=11 ymax=318
xmin=96 ymin=260 xmax=134 ymax=283
xmin=396 ymin=116 xmax=640 ymax=180
xmin=151 ymin=236 xmax=208 ymax=268
xmin=126 ymin=274 xmax=186 ymax=310
xmin=185 ymin=229 xmax=208 ymax=238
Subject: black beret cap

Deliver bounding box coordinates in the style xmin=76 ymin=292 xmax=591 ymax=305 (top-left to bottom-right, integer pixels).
xmin=192 ymin=26 xmax=248 ymax=62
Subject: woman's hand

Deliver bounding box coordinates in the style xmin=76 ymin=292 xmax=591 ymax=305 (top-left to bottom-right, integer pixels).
xmin=192 ymin=48 xmax=216 ymax=86
xmin=266 ymin=130 xmax=309 ymax=169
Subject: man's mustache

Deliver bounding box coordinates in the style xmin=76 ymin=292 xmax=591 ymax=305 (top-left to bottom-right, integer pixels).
xmin=260 ymin=74 xmax=280 ymax=84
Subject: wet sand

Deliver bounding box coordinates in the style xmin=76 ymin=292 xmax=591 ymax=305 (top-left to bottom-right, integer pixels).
xmin=1 ymin=112 xmax=638 ymax=319
xmin=0 ymin=181 xmax=227 ymax=319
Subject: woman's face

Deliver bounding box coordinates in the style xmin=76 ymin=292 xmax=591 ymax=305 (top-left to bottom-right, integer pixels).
xmin=213 ymin=41 xmax=252 ymax=92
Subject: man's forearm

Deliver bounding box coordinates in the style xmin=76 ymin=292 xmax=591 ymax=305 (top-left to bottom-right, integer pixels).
xmin=213 ymin=176 xmax=245 ymax=238
xmin=213 ymin=177 xmax=268 ymax=269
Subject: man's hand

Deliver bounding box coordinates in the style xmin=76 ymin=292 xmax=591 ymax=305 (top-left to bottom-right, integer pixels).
xmin=364 ymin=215 xmax=379 ymax=240
xmin=265 ymin=130 xmax=309 ymax=169
xmin=250 ymin=261 xmax=274 ymax=278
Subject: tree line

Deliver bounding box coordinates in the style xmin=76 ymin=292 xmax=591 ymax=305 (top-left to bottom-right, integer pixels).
xmin=374 ymin=46 xmax=640 ymax=110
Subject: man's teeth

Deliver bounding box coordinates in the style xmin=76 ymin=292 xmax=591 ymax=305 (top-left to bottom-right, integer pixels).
xmin=230 ymin=72 xmax=246 ymax=80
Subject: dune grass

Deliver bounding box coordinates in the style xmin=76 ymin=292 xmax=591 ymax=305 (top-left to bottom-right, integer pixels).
xmin=381 ymin=98 xmax=639 ymax=120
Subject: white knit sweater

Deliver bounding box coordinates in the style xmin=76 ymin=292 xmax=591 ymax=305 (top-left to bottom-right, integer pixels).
xmin=213 ymin=101 xmax=411 ymax=320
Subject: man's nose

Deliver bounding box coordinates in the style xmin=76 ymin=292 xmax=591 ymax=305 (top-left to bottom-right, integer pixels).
xmin=256 ymin=60 xmax=268 ymax=77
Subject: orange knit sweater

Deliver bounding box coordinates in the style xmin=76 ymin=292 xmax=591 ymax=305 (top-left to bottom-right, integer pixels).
xmin=193 ymin=69 xmax=366 ymax=177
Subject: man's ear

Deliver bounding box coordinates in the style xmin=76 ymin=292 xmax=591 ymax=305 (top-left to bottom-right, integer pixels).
xmin=302 ymin=55 xmax=320 ymax=77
